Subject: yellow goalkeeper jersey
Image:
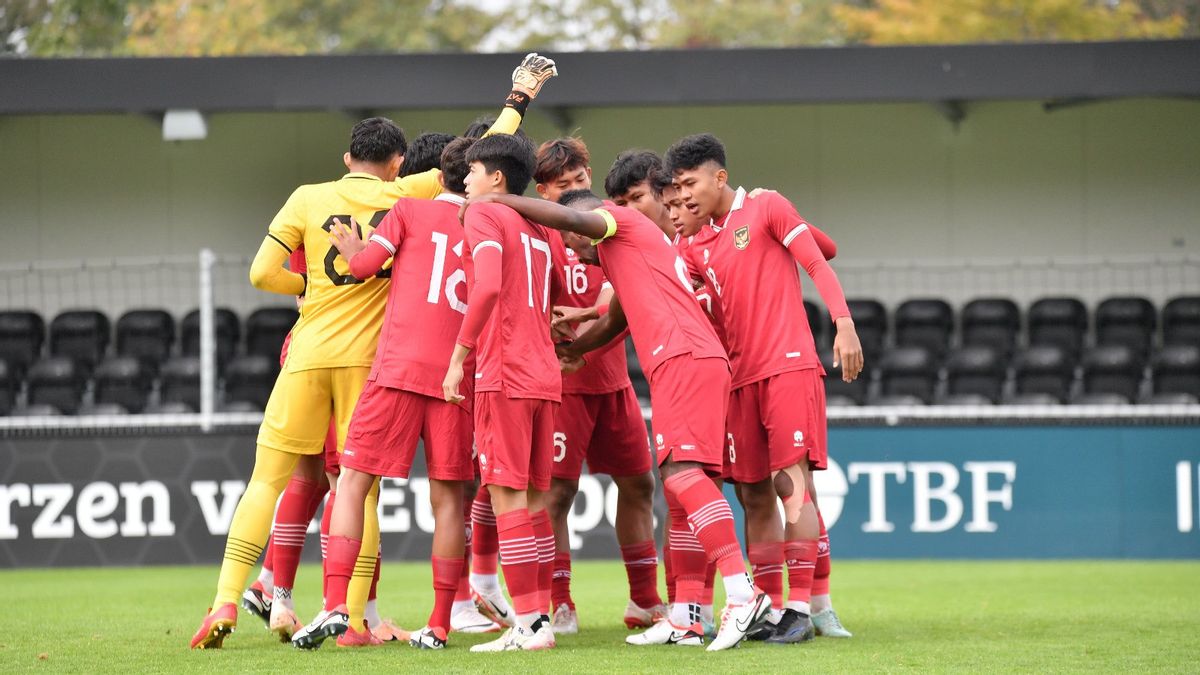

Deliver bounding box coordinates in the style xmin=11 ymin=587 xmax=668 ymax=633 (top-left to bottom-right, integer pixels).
xmin=265 ymin=169 xmax=442 ymax=372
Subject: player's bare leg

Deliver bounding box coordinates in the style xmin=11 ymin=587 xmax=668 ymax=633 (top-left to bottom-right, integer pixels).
xmin=806 ymin=473 xmax=851 ymax=637
xmin=739 ymin=477 xmax=787 ymax=640
xmin=769 ymin=463 xmax=819 ymax=643
xmin=546 ymin=477 xmax=580 ymax=633
xmin=612 ymin=470 xmax=666 ymax=627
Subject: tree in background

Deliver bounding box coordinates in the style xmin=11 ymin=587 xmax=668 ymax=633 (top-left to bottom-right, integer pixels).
xmin=3 ymin=0 xmax=128 ymax=55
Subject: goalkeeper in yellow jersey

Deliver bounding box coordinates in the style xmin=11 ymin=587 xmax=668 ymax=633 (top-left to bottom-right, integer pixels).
xmin=191 ymin=53 xmax=559 ymax=650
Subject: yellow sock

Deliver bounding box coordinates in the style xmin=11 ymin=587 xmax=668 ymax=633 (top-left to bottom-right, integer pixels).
xmin=346 ymin=477 xmax=380 ymax=630
xmin=212 ymin=445 xmax=298 ymax=608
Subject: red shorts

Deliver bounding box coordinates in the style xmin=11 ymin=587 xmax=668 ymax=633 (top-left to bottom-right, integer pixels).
xmin=323 ymin=422 xmax=340 ymax=476
xmin=553 ymin=386 xmax=652 ymax=480
xmin=475 ymin=392 xmax=557 ymax=492
xmin=341 ymin=382 xmax=474 ymax=481
xmin=727 ymin=368 xmax=828 ymax=483
xmin=648 ymin=355 xmax=730 ymax=471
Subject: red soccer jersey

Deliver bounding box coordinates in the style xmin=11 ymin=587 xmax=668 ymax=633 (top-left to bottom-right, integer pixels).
xmin=459 ymin=202 xmax=564 ymax=402
xmin=592 ymin=202 xmax=726 ymax=382
xmin=559 ymin=247 xmax=631 ymax=395
xmin=358 ymin=194 xmax=473 ymax=401
xmin=684 ymin=188 xmax=851 ymax=389
xmin=675 ymin=233 xmax=729 ymax=351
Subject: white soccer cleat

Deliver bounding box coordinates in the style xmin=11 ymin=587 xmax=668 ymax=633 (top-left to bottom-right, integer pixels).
xmin=625 ymin=619 xmax=704 ymax=647
xmin=812 ymin=608 xmax=853 ymax=638
xmin=240 ymin=584 xmax=272 ymax=627
xmin=450 ymin=605 xmax=502 ymax=633
xmin=409 ymin=625 xmax=449 ymax=650
xmin=291 ymin=606 xmax=349 ymax=650
xmin=623 ymin=600 xmax=667 ymax=629
xmin=551 ymin=603 xmax=578 ymax=634
xmin=706 ymin=593 xmax=772 ymax=652
xmin=469 ymin=624 xmax=554 ymax=652
xmin=471 ymin=584 xmax=515 ymax=627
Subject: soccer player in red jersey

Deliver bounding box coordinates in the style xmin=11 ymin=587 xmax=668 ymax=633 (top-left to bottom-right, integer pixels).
xmin=460 ymin=189 xmax=772 ymax=652
xmin=666 ymin=133 xmax=861 ymax=642
xmin=443 ymin=133 xmax=566 ymax=652
xmin=525 ymin=139 xmax=663 ymax=634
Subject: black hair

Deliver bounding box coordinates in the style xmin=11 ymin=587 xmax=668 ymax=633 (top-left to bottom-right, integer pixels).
xmin=464 ymin=133 xmax=537 ymax=195
xmin=462 ymin=116 xmax=495 ymax=139
xmin=534 ymin=137 xmax=590 ymax=184
xmin=399 ymin=132 xmax=456 ymax=177
xmin=439 ymin=137 xmax=474 ymax=194
xmin=557 ymin=189 xmax=603 ymax=210
xmin=349 ymin=117 xmax=407 ymax=164
xmin=604 ymin=150 xmax=671 ymax=198
xmin=664 ymin=133 xmax=727 ymax=173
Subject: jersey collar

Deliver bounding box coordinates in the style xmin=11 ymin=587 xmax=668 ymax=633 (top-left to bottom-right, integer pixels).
xmin=435 ymin=193 xmax=466 ymax=206
xmin=708 ymin=186 xmax=747 ymax=233
xmin=342 ymin=172 xmax=383 ymax=181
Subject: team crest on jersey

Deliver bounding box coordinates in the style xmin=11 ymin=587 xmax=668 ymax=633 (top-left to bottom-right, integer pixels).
xmin=733 ymin=225 xmax=750 ymax=250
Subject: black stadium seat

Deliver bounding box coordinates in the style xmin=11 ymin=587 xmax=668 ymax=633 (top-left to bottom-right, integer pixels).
xmin=894 ymin=299 xmax=954 ymax=357
xmin=49 ymin=310 xmax=110 ymax=374
xmin=803 ymin=300 xmax=825 ymax=349
xmin=0 ymin=360 xmax=15 ymax=416
xmin=1152 ymin=344 xmax=1200 ymax=398
xmin=144 ymin=401 xmax=197 ymax=415
xmin=944 ymin=345 xmax=1006 ymax=403
xmin=1080 ymin=344 xmax=1144 ymax=403
xmin=936 ymin=393 xmax=994 ymax=406
xmin=822 ymin=349 xmax=868 ymax=406
xmin=20 ymin=403 xmax=64 ymax=416
xmin=846 ymin=299 xmax=887 ymax=360
xmin=1095 ymin=297 xmax=1156 ymax=357
xmin=870 ymin=393 xmax=927 ymax=406
xmin=1141 ymin=392 xmax=1199 ymax=405
xmin=0 ymin=310 xmax=46 ymax=377
xmin=1005 ymin=392 xmax=1062 ymax=406
xmin=27 ymin=356 xmax=85 ymax=415
xmin=1163 ymin=296 xmax=1200 ymax=347
xmin=1013 ymin=344 xmax=1074 ymax=403
xmin=877 ymin=345 xmax=938 ymax=404
xmin=160 ymin=355 xmax=202 ymax=411
xmin=1072 ymin=393 xmax=1129 ymax=406
xmin=182 ymin=308 xmax=240 ymax=366
xmin=245 ymin=307 xmax=299 ymax=359
xmin=224 ymin=355 xmax=279 ymax=409
xmin=961 ymin=298 xmax=1020 ymax=357
xmin=1028 ymin=297 xmax=1088 ymax=358
xmin=94 ymin=355 xmax=153 ymax=414
xmin=116 ymin=309 xmax=175 ymax=371
xmin=78 ymin=402 xmax=130 ymax=416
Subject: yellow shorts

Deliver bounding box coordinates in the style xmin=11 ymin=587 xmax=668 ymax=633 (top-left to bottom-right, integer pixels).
xmin=257 ymin=366 xmax=370 ymax=455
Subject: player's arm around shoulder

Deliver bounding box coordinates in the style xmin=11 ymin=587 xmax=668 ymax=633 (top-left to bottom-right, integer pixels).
xmin=461 ymin=193 xmax=609 ymax=241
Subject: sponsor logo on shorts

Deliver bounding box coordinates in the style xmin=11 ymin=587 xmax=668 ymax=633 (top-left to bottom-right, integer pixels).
xmin=681 ymin=444 xmax=696 ymax=451
xmin=479 ymin=453 xmax=488 ymax=468
xmin=793 ymin=430 xmax=804 ymax=447
xmin=655 ymin=434 xmax=664 ymax=449
xmin=344 ymin=449 xmax=355 ymax=457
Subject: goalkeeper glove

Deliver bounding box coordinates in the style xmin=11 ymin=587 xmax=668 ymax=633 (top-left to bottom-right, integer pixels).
xmin=511 ymin=52 xmax=558 ymax=99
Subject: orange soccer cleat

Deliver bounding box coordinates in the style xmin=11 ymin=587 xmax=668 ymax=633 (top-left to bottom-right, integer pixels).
xmin=337 ymin=620 xmax=384 ymax=648
xmin=190 ymin=603 xmax=238 ymax=649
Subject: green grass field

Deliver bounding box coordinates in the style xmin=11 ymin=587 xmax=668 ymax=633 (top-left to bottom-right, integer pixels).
xmin=2 ymin=561 xmax=1197 ymax=673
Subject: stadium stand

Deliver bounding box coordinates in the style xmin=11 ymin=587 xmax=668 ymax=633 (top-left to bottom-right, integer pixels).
xmin=1012 ymin=344 xmax=1075 ymax=403
xmin=1079 ymin=344 xmax=1145 ymax=403
xmin=846 ymin=299 xmax=887 ymax=360
xmin=1028 ymin=298 xmax=1088 ymax=358
xmin=78 ymin=401 xmax=130 ymax=415
xmin=27 ymin=355 xmax=85 ymax=415
xmin=144 ymin=401 xmax=199 ymax=415
xmin=1072 ymin=393 xmax=1130 ymax=406
xmin=1095 ymin=297 xmax=1156 ymax=357
xmin=1152 ymin=344 xmax=1200 ymax=399
xmin=822 ymin=349 xmax=868 ymax=406
xmin=944 ymin=345 xmax=1006 ymax=403
xmin=894 ymin=299 xmax=954 ymax=357
xmin=961 ymin=298 xmax=1020 ymax=357
xmin=116 ymin=309 xmax=176 ymax=373
xmin=182 ymin=308 xmax=240 ymax=366
xmin=22 ymin=403 xmax=64 ymax=416
xmin=245 ymin=308 xmax=298 ymax=359
xmin=875 ymin=345 xmax=938 ymax=404
xmin=223 ymin=354 xmax=278 ymax=410
xmin=0 ymin=360 xmax=15 ymax=416
xmin=160 ymin=355 xmax=202 ymax=412
xmin=804 ymin=299 xmax=825 ymax=349
xmin=49 ymin=310 xmax=110 ymax=375
xmin=0 ymin=311 xmax=46 ymax=378
xmin=1162 ymin=296 xmax=1200 ymax=346
xmin=94 ymin=355 xmax=153 ymax=414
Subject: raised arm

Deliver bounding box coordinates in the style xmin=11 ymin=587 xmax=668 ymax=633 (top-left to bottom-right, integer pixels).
xmin=462 ymin=193 xmax=610 ymax=241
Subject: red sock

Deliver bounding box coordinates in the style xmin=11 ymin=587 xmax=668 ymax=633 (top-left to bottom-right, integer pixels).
xmin=430 ymin=556 xmax=463 ymax=633
xmin=456 ymin=493 xmax=473 ymax=602
xmin=368 ymin=549 xmax=381 ymax=602
xmin=552 ymin=550 xmax=573 ymax=609
xmin=663 ymin=470 xmax=744 ymax=578
xmin=471 ymin=486 xmax=498 ymax=575
xmin=621 ymin=540 xmax=662 ymax=608
xmin=748 ymin=541 xmax=785 ymax=610
xmin=323 ymin=535 xmax=359 ymax=610
xmin=262 ymin=534 xmax=274 ymax=574
xmin=662 ymin=520 xmax=675 ymax=605
xmin=320 ymin=491 xmax=336 ymax=600
xmin=531 ymin=509 xmax=555 ymax=615
xmin=785 ymin=538 xmax=819 ymax=607
xmin=665 ymin=491 xmax=706 ymax=606
xmin=813 ymin=510 xmax=831 ymax=596
xmin=701 ymin=561 xmax=716 ymax=606
xmin=271 ymin=476 xmax=327 ymax=590
xmin=496 ymin=509 xmax=539 ymax=617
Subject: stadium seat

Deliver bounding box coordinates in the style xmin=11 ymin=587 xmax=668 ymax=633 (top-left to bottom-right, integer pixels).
xmin=94 ymin=356 xmax=153 ymax=414
xmin=961 ymin=298 xmax=1020 ymax=357
xmin=181 ymin=308 xmax=240 ymax=366
xmin=1004 ymin=392 xmax=1062 ymax=406
xmin=26 ymin=356 xmax=85 ymax=415
xmin=116 ymin=309 xmax=176 ymax=371
xmin=0 ymin=310 xmax=46 ymax=377
xmin=1140 ymin=392 xmax=1198 ymax=405
xmin=219 ymin=400 xmax=263 ymax=413
xmin=825 ymin=394 xmax=860 ymax=407
xmin=78 ymin=401 xmax=130 ymax=416
xmin=1152 ymin=344 xmax=1200 ymax=398
xmin=894 ymin=299 xmax=954 ymax=357
xmin=223 ymin=355 xmax=279 ymax=409
xmin=49 ymin=310 xmax=110 ymax=374
xmin=1012 ymin=344 xmax=1074 ymax=403
xmin=869 ymin=393 xmax=927 ymax=406
xmin=245 ymin=307 xmax=299 ymax=359
xmin=822 ymin=349 xmax=868 ymax=406
xmin=935 ymin=392 xmax=994 ymax=406
xmin=1162 ymin=296 xmax=1200 ymax=347
xmin=1028 ymin=297 xmax=1088 ymax=358
xmin=0 ymin=360 xmax=14 ymax=416
xmin=846 ymin=299 xmax=887 ymax=360
xmin=1095 ymin=297 xmax=1156 ymax=357
xmin=1072 ymin=392 xmax=1130 ymax=406
xmin=19 ymin=403 xmax=64 ymax=416
xmin=1080 ymin=344 xmax=1145 ymax=402
xmin=144 ymin=401 xmax=197 ymax=415
xmin=878 ymin=345 xmax=938 ymax=404
xmin=804 ymin=300 xmax=825 ymax=348
xmin=944 ymin=345 xmax=1006 ymax=403
xmin=160 ymin=355 xmax=202 ymax=412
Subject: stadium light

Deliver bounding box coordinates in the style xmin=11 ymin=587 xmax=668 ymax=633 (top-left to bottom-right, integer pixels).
xmin=162 ymin=109 xmax=207 ymax=141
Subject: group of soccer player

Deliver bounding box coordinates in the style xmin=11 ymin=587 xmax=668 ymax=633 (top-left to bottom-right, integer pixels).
xmin=190 ymin=52 xmax=864 ymax=654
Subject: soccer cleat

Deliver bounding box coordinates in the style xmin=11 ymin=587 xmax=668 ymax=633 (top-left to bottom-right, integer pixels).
xmin=409 ymin=625 xmax=448 ymax=650
xmin=625 ymin=619 xmax=704 ymax=647
xmin=470 ymin=624 xmax=554 ymax=652
xmin=190 ymin=603 xmax=237 ymax=649
xmin=241 ymin=583 xmax=272 ymax=627
xmin=551 ymin=603 xmax=578 ymax=635
xmin=623 ymin=600 xmax=667 ymax=629
xmin=371 ymin=619 xmax=410 ymax=642
xmin=471 ymin=585 xmax=515 ymax=627
xmin=337 ymin=621 xmax=383 ymax=648
xmin=765 ymin=608 xmax=816 ymax=644
xmin=450 ymin=605 xmax=502 ymax=633
xmin=707 ymin=592 xmax=772 ymax=652
xmin=291 ymin=606 xmax=349 ymax=650
xmin=268 ymin=604 xmax=303 ymax=643
xmin=812 ymin=608 xmax=853 ymax=638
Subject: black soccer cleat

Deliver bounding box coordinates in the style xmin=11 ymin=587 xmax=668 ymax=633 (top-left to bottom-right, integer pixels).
xmin=765 ymin=608 xmax=816 ymax=644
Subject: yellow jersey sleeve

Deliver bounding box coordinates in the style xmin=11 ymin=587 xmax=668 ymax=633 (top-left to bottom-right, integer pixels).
xmin=484 ymin=107 xmax=522 ymax=137
xmin=266 ymin=186 xmax=307 ymax=252
xmin=394 ymin=168 xmax=443 ymax=200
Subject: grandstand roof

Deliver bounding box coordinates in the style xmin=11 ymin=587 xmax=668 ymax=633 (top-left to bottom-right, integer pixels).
xmin=1 ymin=39 xmax=1197 ymax=116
